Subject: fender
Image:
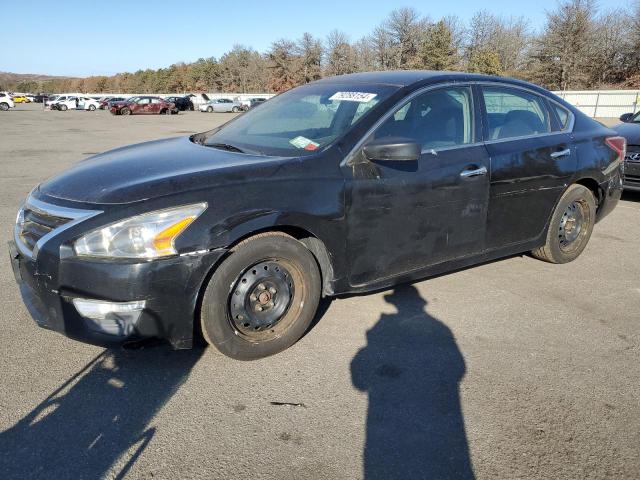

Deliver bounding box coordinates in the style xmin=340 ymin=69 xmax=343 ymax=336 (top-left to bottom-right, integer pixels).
xmin=205 ymin=208 xmax=342 ymax=296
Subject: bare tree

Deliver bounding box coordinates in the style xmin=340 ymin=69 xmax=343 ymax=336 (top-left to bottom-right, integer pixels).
xmin=384 ymin=7 xmax=428 ymax=68
xmin=369 ymin=25 xmax=395 ymax=70
xmin=266 ymin=39 xmax=300 ymax=92
xmin=530 ymin=0 xmax=597 ymax=90
xmin=295 ymin=33 xmax=323 ymax=84
xmin=324 ymin=30 xmax=357 ymax=76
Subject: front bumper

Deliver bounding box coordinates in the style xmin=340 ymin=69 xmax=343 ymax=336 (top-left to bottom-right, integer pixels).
xmin=9 ymin=239 xmax=225 ymax=349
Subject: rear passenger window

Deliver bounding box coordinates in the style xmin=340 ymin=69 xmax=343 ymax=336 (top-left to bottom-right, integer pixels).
xmin=374 ymin=87 xmax=474 ymax=150
xmin=552 ymin=103 xmax=570 ymax=130
xmin=482 ymin=87 xmax=551 ymax=140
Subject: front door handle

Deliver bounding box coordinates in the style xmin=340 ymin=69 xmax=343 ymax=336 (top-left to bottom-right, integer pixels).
xmin=460 ymin=166 xmax=488 ymax=179
xmin=550 ymin=148 xmax=571 ymax=159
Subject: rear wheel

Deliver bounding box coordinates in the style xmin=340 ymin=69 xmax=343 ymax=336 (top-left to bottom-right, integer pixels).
xmin=232 ymin=106 xmax=240 ymax=113
xmin=88 ymin=104 xmax=96 ymax=111
xmin=532 ymin=184 xmax=596 ymax=264
xmin=164 ymin=108 xmax=172 ymax=115
xmin=120 ymin=107 xmax=131 ymax=116
xmin=207 ymin=106 xmax=213 ymax=113
xmin=200 ymin=233 xmax=321 ymax=360
xmin=60 ymin=104 xmax=68 ymax=111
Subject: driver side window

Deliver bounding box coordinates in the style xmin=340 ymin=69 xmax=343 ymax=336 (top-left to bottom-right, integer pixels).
xmin=373 ymin=87 xmax=474 ymax=150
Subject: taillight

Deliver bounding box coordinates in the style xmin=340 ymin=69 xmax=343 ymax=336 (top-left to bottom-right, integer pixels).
xmin=605 ymin=136 xmax=626 ymax=163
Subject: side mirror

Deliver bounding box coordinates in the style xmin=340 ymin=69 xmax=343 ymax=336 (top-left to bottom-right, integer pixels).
xmin=363 ymin=137 xmax=421 ymax=162
xmin=619 ymin=113 xmax=633 ymax=123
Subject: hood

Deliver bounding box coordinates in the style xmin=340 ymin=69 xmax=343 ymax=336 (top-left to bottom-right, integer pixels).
xmin=612 ymin=122 xmax=640 ymax=146
xmin=38 ymin=136 xmax=281 ymax=205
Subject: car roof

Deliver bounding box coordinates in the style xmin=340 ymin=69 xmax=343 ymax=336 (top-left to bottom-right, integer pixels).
xmin=313 ymin=70 xmax=546 ymax=92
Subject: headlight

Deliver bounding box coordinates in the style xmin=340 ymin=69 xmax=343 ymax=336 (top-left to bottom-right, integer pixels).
xmin=74 ymin=203 xmax=207 ymax=259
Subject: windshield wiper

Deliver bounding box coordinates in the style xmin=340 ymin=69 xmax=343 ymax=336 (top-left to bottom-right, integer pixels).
xmin=208 ymin=142 xmax=245 ymax=153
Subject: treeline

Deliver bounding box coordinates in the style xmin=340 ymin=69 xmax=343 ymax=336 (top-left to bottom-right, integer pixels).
xmin=7 ymin=0 xmax=640 ymax=94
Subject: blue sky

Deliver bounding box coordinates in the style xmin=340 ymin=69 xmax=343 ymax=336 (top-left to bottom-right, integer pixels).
xmin=1 ymin=0 xmax=625 ymax=77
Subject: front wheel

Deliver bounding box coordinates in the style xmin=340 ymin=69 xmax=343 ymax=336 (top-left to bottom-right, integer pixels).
xmin=207 ymin=106 xmax=213 ymax=113
xmin=88 ymin=104 xmax=96 ymax=111
xmin=532 ymin=184 xmax=596 ymax=263
xmin=0 ymin=102 xmax=8 ymax=111
xmin=232 ymin=106 xmax=240 ymax=113
xmin=60 ymin=104 xmax=68 ymax=111
xmin=120 ymin=107 xmax=131 ymax=116
xmin=200 ymin=233 xmax=321 ymax=360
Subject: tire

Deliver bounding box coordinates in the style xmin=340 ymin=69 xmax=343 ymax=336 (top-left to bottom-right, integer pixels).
xmin=88 ymin=104 xmax=96 ymax=111
xmin=60 ymin=104 xmax=68 ymax=111
xmin=0 ymin=103 xmax=8 ymax=111
xmin=200 ymin=233 xmax=321 ymax=360
xmin=207 ymin=106 xmax=213 ymax=113
xmin=120 ymin=107 xmax=131 ymax=116
xmin=532 ymin=184 xmax=596 ymax=264
xmin=232 ymin=106 xmax=240 ymax=113
xmin=164 ymin=108 xmax=172 ymax=115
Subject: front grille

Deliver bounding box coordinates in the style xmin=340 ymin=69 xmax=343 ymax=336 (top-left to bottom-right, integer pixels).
xmin=17 ymin=206 xmax=71 ymax=253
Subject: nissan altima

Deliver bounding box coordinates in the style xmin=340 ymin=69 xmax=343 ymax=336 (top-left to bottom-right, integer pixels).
xmin=10 ymin=71 xmax=624 ymax=359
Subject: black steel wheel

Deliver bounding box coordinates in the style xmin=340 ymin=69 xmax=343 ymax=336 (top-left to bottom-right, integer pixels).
xmin=200 ymin=233 xmax=321 ymax=360
xmin=532 ymin=184 xmax=596 ymax=263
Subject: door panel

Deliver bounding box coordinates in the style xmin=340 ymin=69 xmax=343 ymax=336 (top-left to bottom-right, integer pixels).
xmin=345 ymin=86 xmax=490 ymax=286
xmin=485 ymin=134 xmax=575 ymax=247
xmin=480 ymin=86 xmax=577 ymax=248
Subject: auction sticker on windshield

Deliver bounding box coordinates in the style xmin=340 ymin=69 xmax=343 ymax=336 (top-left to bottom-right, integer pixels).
xmin=289 ymin=136 xmax=320 ymax=151
xmin=329 ymin=92 xmax=377 ymax=102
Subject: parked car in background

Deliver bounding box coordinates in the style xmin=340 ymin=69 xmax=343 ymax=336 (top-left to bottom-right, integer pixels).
xmin=248 ymin=97 xmax=267 ymax=109
xmin=33 ymin=94 xmax=50 ymax=103
xmin=186 ymin=93 xmax=210 ymax=110
xmin=25 ymin=95 xmax=36 ymax=102
xmin=9 ymin=71 xmax=624 ymax=360
xmin=50 ymin=96 xmax=101 ymax=111
xmin=0 ymin=92 xmax=15 ymax=111
xmin=45 ymin=95 xmax=63 ymax=108
xmin=165 ymin=96 xmax=194 ymax=111
xmin=613 ymin=111 xmax=640 ymax=191
xmin=110 ymin=96 xmax=177 ymax=115
xmin=199 ymin=98 xmax=243 ymax=113
xmin=12 ymin=95 xmax=28 ymax=103
xmin=100 ymin=97 xmax=125 ymax=109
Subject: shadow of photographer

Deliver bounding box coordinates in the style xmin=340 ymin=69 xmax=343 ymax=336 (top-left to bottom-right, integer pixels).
xmin=351 ymin=284 xmax=474 ymax=479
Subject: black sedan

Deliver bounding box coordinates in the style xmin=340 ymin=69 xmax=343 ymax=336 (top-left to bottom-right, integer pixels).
xmin=10 ymin=71 xmax=624 ymax=360
xmin=613 ymin=111 xmax=640 ymax=191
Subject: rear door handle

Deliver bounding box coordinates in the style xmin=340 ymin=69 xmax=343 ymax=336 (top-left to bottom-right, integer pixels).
xmin=460 ymin=166 xmax=488 ymax=179
xmin=550 ymin=148 xmax=571 ymax=159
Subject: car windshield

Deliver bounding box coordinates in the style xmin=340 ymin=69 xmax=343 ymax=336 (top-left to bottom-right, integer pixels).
xmin=632 ymin=112 xmax=640 ymax=123
xmin=202 ymin=83 xmax=398 ymax=156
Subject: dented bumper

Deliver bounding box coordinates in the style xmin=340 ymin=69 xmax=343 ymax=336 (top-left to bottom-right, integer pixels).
xmin=9 ymin=240 xmax=225 ymax=349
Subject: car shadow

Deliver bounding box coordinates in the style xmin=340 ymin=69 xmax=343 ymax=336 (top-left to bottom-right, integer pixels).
xmin=622 ymin=190 xmax=640 ymax=202
xmin=351 ymin=284 xmax=475 ymax=479
xmin=0 ymin=346 xmax=203 ymax=479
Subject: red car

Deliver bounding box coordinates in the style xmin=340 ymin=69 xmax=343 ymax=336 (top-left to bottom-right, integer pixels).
xmin=110 ymin=96 xmax=178 ymax=115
